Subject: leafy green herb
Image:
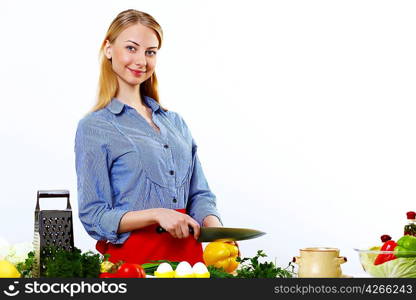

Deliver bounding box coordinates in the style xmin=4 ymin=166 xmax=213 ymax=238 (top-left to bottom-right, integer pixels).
xmin=207 ymin=266 xmax=235 ymax=278
xmin=43 ymin=246 xmax=101 ymax=278
xmin=16 ymin=247 xmax=102 ymax=278
xmin=206 ymin=250 xmax=295 ymax=278
xmin=79 ymin=249 xmax=102 ymax=278
xmin=16 ymin=251 xmax=37 ymax=278
xmin=236 ymin=250 xmax=295 ymax=278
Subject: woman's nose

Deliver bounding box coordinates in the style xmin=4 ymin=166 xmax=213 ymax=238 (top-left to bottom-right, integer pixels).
xmin=134 ymin=51 xmax=147 ymax=66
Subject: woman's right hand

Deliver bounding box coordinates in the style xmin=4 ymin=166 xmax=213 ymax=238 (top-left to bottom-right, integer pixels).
xmin=154 ymin=208 xmax=200 ymax=240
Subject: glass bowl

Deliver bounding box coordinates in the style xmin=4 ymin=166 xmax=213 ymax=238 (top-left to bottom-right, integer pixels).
xmin=354 ymin=248 xmax=416 ymax=278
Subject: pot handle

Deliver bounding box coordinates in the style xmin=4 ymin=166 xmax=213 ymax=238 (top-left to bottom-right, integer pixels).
xmin=336 ymin=256 xmax=347 ymax=264
xmin=292 ymin=256 xmax=301 ymax=264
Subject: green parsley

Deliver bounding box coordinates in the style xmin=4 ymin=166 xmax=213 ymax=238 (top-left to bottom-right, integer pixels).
xmin=236 ymin=250 xmax=295 ymax=278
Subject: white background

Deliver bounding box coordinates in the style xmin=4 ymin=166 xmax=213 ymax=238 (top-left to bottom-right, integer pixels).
xmin=0 ymin=0 xmax=415 ymax=277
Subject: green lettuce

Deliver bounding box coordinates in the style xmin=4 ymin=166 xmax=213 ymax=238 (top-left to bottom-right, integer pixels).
xmin=359 ymin=251 xmax=416 ymax=278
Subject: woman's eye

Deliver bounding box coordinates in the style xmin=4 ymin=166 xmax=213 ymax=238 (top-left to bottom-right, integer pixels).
xmin=126 ymin=46 xmax=156 ymax=56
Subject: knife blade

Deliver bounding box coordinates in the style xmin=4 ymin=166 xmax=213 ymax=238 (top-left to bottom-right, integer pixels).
xmin=155 ymin=226 xmax=266 ymax=242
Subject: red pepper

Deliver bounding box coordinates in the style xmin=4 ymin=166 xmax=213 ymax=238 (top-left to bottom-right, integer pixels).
xmin=374 ymin=235 xmax=397 ymax=265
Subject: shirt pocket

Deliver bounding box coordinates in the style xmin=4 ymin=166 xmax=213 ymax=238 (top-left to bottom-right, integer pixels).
xmin=136 ymin=136 xmax=192 ymax=188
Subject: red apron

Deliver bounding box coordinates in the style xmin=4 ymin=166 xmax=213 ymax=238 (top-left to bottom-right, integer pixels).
xmin=95 ymin=209 xmax=204 ymax=265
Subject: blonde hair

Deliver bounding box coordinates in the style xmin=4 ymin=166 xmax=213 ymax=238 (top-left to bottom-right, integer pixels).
xmin=91 ymin=9 xmax=166 ymax=112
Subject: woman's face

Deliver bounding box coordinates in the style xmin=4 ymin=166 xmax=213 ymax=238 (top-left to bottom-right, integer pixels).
xmin=104 ymin=23 xmax=159 ymax=86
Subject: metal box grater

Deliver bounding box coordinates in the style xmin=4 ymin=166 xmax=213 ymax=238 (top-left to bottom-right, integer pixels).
xmin=33 ymin=190 xmax=74 ymax=277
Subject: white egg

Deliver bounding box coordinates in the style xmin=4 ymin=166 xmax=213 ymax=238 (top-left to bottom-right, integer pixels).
xmin=156 ymin=262 xmax=173 ymax=273
xmin=154 ymin=262 xmax=175 ymax=278
xmin=192 ymin=262 xmax=208 ymax=274
xmin=175 ymin=261 xmax=194 ymax=277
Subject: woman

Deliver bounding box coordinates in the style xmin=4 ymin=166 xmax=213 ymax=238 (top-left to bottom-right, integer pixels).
xmin=74 ymin=9 xmax=228 ymax=265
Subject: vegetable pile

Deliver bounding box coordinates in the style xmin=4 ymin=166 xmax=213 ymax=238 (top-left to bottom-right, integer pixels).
xmin=2 ymin=238 xmax=294 ymax=278
xmin=360 ymin=211 xmax=416 ymax=277
xmin=145 ymin=250 xmax=295 ymax=278
xmin=129 ymin=248 xmax=295 ymax=279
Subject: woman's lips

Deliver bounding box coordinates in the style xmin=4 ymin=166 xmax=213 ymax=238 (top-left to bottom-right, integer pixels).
xmin=128 ymin=68 xmax=145 ymax=76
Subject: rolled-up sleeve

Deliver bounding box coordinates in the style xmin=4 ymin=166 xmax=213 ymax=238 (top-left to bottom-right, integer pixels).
xmin=74 ymin=117 xmax=130 ymax=244
xmin=187 ymin=144 xmax=223 ymax=226
xmin=175 ymin=114 xmax=223 ymax=226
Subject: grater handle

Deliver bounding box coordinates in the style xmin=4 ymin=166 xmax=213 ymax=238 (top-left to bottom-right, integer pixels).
xmin=36 ymin=190 xmax=71 ymax=211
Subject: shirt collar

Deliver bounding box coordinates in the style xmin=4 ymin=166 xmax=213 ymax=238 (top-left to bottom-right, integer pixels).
xmin=107 ymin=98 xmax=125 ymax=114
xmin=107 ymin=96 xmax=161 ymax=115
xmin=143 ymin=95 xmax=161 ymax=112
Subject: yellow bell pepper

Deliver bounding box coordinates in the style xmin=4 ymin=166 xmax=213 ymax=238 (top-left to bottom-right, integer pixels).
xmin=203 ymin=242 xmax=239 ymax=273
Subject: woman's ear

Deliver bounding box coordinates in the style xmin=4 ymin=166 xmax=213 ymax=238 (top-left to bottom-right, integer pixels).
xmin=104 ymin=40 xmax=112 ymax=60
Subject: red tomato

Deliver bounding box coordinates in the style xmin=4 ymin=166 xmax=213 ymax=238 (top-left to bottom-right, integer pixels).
xmin=132 ymin=264 xmax=146 ymax=278
xmin=116 ymin=263 xmax=141 ymax=278
xmin=99 ymin=272 xmax=117 ymax=278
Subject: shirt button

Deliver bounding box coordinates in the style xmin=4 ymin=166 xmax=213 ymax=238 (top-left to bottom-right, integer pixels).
xmin=169 ymin=170 xmax=174 ymax=175
xmin=164 ymin=144 xmax=169 ymax=149
xmin=172 ymin=198 xmax=177 ymax=203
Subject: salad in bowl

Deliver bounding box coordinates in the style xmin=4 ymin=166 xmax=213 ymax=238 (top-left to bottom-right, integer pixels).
xmin=355 ymin=234 xmax=416 ymax=278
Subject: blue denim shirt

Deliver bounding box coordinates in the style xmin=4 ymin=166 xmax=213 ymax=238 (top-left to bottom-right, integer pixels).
xmin=74 ymin=96 xmax=222 ymax=244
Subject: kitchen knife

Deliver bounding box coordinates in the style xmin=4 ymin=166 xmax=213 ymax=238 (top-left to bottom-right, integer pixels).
xmin=156 ymin=226 xmax=266 ymax=242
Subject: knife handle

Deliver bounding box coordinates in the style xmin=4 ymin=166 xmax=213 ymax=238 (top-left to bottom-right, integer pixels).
xmin=156 ymin=226 xmax=194 ymax=234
